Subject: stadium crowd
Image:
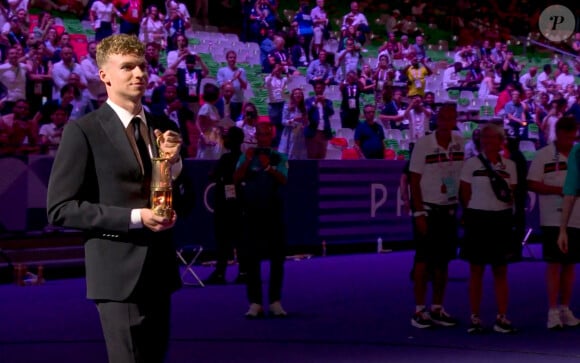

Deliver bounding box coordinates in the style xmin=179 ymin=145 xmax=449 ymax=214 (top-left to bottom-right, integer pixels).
xmin=0 ymin=0 xmax=579 ymax=159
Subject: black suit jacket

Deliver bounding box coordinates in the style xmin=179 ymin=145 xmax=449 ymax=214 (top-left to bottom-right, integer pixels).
xmin=47 ymin=103 xmax=182 ymax=301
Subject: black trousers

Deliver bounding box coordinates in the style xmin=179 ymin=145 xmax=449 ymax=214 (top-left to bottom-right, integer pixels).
xmin=246 ymin=253 xmax=285 ymax=305
xmin=95 ymin=293 xmax=171 ymax=363
xmin=214 ymin=207 xmax=245 ymax=275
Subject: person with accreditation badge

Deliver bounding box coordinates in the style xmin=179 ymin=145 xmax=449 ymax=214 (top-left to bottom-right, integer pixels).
xmin=528 ymin=116 xmax=580 ymax=330
xmin=408 ymin=103 xmax=464 ymax=329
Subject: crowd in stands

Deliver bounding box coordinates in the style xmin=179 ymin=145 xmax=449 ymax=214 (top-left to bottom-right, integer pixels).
xmin=0 ymin=0 xmax=579 ymax=160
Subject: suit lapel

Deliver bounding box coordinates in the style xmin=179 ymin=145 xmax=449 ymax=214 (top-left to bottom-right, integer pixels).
xmin=97 ymin=104 xmax=144 ymax=174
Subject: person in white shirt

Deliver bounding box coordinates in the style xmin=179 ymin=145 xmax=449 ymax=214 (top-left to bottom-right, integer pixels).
xmin=39 ymin=105 xmax=68 ymax=156
xmin=265 ymin=61 xmax=287 ymax=147
xmin=90 ymin=0 xmax=117 ymax=42
xmin=52 ymin=45 xmax=87 ymax=100
xmin=519 ymin=66 xmax=537 ymax=91
xmin=409 ymin=103 xmax=464 ymax=329
xmin=341 ymin=1 xmax=369 ymax=43
xmin=459 ymin=123 xmax=518 ymax=334
xmin=310 ymin=0 xmax=328 ymax=57
xmin=404 ymin=94 xmax=431 ymax=144
xmin=536 ymin=64 xmax=553 ymax=93
xmin=80 ymin=41 xmax=106 ymax=107
xmin=0 ymin=46 xmax=28 ymax=114
xmin=217 ymin=51 xmax=247 ymax=122
xmin=528 ymin=116 xmax=580 ymax=330
xmin=443 ymin=62 xmax=464 ymax=90
xmin=556 ymin=63 xmax=575 ymax=91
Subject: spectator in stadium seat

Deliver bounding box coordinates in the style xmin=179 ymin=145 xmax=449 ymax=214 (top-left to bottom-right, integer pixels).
xmin=530 ymin=117 xmax=580 ymax=329
xmin=260 ymin=28 xmax=276 ymax=66
xmin=564 ymin=89 xmax=580 ymax=123
xmin=139 ymin=5 xmax=166 ymax=47
xmin=499 ymin=51 xmax=523 ymax=92
xmin=217 ymin=51 xmax=247 ymax=121
xmin=442 ymin=62 xmax=464 ymax=91
xmin=234 ymin=122 xmax=289 ymax=319
xmin=144 ymin=42 xmax=165 ymax=77
xmin=405 ymin=56 xmax=432 ymax=97
xmin=359 ymin=64 xmax=375 ymax=94
xmin=279 ymin=88 xmax=307 ymax=160
xmin=293 ymin=4 xmax=313 ymax=63
xmin=38 ymin=105 xmax=68 ymax=156
xmin=0 ymin=99 xmax=38 ymax=154
xmin=311 ymin=0 xmax=329 ymax=58
xmin=2 ymin=15 xmax=27 ymax=48
xmin=90 ymin=0 xmax=117 ymax=42
xmin=52 ymin=45 xmax=87 ymax=100
xmin=354 ymin=104 xmax=385 ymax=159
xmin=265 ymin=61 xmax=287 ymax=147
xmin=555 ymin=63 xmax=575 ymax=92
xmin=341 ymin=2 xmax=369 ymax=43
xmin=151 ymin=68 xmax=186 ymax=106
xmin=537 ymin=64 xmax=553 ymax=94
xmin=196 ymin=83 xmax=223 ymax=159
xmin=164 ymin=1 xmax=189 ymax=51
xmin=179 ymin=54 xmax=209 ymax=114
xmin=306 ymin=49 xmax=333 ymax=86
xmin=215 ymin=82 xmax=236 ymax=123
xmin=409 ymin=103 xmax=464 ymax=330
xmin=339 ymin=70 xmax=362 ymax=130
xmin=25 ymin=43 xmax=53 ymax=114
xmin=413 ymin=35 xmax=427 ymax=61
xmin=335 ymin=37 xmax=362 ymax=83
xmin=0 ymin=46 xmax=28 ymax=115
xmin=494 ymin=82 xmax=517 ymax=116
xmin=151 ymin=83 xmax=193 ymax=158
xmin=380 ymin=88 xmax=408 ymax=130
xmin=115 ymin=0 xmax=143 ymax=35
xmin=519 ymin=66 xmax=538 ymax=92
xmin=81 ymin=41 xmax=106 ymax=109
xmin=305 ymin=80 xmax=334 ymax=159
xmin=374 ymin=55 xmax=391 ymax=107
xmin=502 ymin=90 xmax=526 ymax=140
xmin=236 ymin=102 xmax=259 ymax=152
xmin=405 ymin=94 xmax=432 ymax=144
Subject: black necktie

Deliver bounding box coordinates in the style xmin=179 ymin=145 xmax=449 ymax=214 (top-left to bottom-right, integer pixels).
xmin=131 ymin=117 xmax=152 ymax=177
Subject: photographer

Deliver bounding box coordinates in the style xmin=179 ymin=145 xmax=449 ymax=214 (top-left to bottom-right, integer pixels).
xmin=234 ymin=122 xmax=289 ymax=318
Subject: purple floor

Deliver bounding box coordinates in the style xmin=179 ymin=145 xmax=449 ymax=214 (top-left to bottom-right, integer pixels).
xmin=3 ymin=246 xmax=580 ymax=362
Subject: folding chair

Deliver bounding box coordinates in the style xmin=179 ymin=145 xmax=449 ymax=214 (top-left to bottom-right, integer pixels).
xmin=176 ymin=245 xmax=205 ymax=287
xmin=521 ymin=227 xmax=536 ymax=259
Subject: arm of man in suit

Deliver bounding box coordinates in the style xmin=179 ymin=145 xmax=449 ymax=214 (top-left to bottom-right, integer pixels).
xmin=47 ymin=122 xmax=134 ymax=232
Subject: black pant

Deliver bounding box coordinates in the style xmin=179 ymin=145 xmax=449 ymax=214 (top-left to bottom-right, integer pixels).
xmin=214 ymin=207 xmax=245 ymax=275
xmin=246 ymin=254 xmax=285 ymax=304
xmin=96 ymin=294 xmax=171 ymax=363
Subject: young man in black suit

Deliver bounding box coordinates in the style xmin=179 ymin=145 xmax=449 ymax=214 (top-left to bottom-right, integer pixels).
xmin=47 ymin=34 xmax=183 ymax=363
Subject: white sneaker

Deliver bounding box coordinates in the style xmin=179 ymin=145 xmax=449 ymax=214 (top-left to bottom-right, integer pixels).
xmin=269 ymin=301 xmax=288 ymax=317
xmin=560 ymin=306 xmax=580 ymax=327
xmin=245 ymin=303 xmax=264 ymax=319
xmin=547 ymin=309 xmax=563 ymax=329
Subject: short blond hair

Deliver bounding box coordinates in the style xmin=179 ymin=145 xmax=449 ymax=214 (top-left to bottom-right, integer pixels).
xmin=481 ymin=122 xmax=505 ymax=142
xmin=96 ymin=34 xmax=145 ymax=68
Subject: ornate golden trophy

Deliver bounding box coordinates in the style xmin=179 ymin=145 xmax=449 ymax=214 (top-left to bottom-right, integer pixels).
xmin=150 ymin=145 xmax=173 ymax=219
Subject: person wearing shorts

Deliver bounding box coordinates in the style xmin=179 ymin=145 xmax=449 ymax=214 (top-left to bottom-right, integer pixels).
xmin=535 ymin=116 xmax=580 ymax=329
xmin=460 ymin=123 xmax=518 ymax=334
xmin=409 ymin=103 xmax=464 ymax=329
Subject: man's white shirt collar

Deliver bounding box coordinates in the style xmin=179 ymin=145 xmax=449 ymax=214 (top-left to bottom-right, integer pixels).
xmin=106 ymin=99 xmax=147 ymax=129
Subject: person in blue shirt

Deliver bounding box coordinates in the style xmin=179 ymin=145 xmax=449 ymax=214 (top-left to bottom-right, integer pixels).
xmin=355 ymin=104 xmax=385 ymax=159
xmin=293 ymin=5 xmax=314 ymax=63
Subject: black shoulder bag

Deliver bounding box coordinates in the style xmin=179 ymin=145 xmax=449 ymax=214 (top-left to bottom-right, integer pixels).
xmin=477 ymin=154 xmax=512 ymax=203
